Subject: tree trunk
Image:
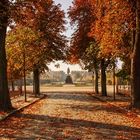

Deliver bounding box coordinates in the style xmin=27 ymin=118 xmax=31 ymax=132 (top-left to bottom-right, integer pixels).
xmin=116 ymin=77 xmax=119 ymax=94
xmin=130 ymin=28 xmax=135 ymax=105
xmin=23 ymin=49 xmax=27 ymax=102
xmin=33 ymin=66 xmax=40 ymax=97
xmin=94 ymin=68 xmax=99 ymax=94
xmin=0 ymin=0 xmax=12 ymax=110
xmin=11 ymin=81 xmax=15 ymax=92
xmin=101 ymin=59 xmax=107 ymax=96
xmin=113 ymin=63 xmax=116 ymax=100
xmin=18 ymin=79 xmax=23 ymax=95
xmin=131 ymin=0 xmax=140 ymax=108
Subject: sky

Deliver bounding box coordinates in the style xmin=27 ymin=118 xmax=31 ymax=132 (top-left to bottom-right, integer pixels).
xmin=54 ymin=0 xmax=73 ymax=38
xmin=48 ymin=0 xmax=83 ymax=73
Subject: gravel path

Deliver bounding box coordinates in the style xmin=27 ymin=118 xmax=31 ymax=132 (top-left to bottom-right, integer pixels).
xmin=0 ymin=92 xmax=140 ymax=140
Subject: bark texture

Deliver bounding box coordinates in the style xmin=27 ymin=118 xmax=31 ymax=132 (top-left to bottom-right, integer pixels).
xmin=94 ymin=68 xmax=99 ymax=94
xmin=101 ymin=59 xmax=107 ymax=96
xmin=131 ymin=0 xmax=140 ymax=108
xmin=33 ymin=66 xmax=40 ymax=96
xmin=0 ymin=0 xmax=12 ymax=110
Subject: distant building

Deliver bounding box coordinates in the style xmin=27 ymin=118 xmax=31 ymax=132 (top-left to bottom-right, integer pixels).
xmin=44 ymin=71 xmax=66 ymax=82
xmin=71 ymin=71 xmax=93 ymax=82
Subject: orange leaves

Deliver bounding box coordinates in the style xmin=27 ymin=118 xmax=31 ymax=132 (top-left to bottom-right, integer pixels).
xmin=89 ymin=0 xmax=134 ymax=57
xmin=6 ymin=25 xmax=42 ymax=80
xmin=69 ymin=54 xmax=79 ymax=64
xmin=68 ymin=0 xmax=94 ymax=63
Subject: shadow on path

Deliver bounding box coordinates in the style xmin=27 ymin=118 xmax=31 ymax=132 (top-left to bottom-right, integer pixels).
xmin=1 ymin=112 xmax=140 ymax=139
xmin=45 ymin=92 xmax=129 ymax=115
xmin=0 ymin=92 xmax=139 ymax=140
xmin=46 ymin=92 xmax=98 ymax=102
xmin=17 ymin=113 xmax=140 ymax=132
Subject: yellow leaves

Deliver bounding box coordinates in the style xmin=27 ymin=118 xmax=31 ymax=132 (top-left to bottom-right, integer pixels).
xmin=6 ymin=25 xmax=43 ymax=80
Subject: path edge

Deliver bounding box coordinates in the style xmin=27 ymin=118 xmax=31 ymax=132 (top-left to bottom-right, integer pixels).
xmin=88 ymin=92 xmax=139 ymax=118
xmin=0 ymin=94 xmax=46 ymax=121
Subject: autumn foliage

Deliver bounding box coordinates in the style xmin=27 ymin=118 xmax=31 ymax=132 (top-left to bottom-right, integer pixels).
xmin=7 ymin=0 xmax=67 ymax=80
xmin=68 ymin=0 xmax=140 ymax=106
xmin=0 ymin=0 xmax=67 ymax=110
xmin=0 ymin=0 xmax=140 ymax=110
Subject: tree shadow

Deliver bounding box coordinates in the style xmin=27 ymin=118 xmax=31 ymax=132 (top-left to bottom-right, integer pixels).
xmin=58 ymin=103 xmax=126 ymax=114
xmin=0 ymin=113 xmax=140 ymax=139
xmin=45 ymin=92 xmax=99 ymax=102
xmin=18 ymin=114 xmax=140 ymax=135
xmin=45 ymin=92 xmax=128 ymax=115
xmin=20 ymin=113 xmax=140 ymax=131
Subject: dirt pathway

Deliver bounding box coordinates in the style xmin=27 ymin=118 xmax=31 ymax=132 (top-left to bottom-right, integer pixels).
xmin=0 ymin=92 xmax=140 ymax=139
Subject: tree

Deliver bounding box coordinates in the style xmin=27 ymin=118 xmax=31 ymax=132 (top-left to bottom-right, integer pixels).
xmin=68 ymin=0 xmax=111 ymax=96
xmin=131 ymin=0 xmax=140 ymax=108
xmin=7 ymin=25 xmax=42 ymax=99
xmin=88 ymin=0 xmax=134 ymax=97
xmin=0 ymin=0 xmax=12 ymax=110
xmin=81 ymin=42 xmax=100 ymax=94
xmin=68 ymin=0 xmax=95 ymax=62
xmin=68 ymin=0 xmax=99 ymax=90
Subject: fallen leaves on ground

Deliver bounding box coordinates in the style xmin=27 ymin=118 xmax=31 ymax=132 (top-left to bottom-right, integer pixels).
xmin=0 ymin=92 xmax=140 ymax=139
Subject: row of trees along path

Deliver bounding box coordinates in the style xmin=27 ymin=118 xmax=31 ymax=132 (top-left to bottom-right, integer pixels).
xmin=0 ymin=0 xmax=140 ymax=110
xmin=68 ymin=0 xmax=140 ymax=108
xmin=0 ymin=0 xmax=67 ymax=110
